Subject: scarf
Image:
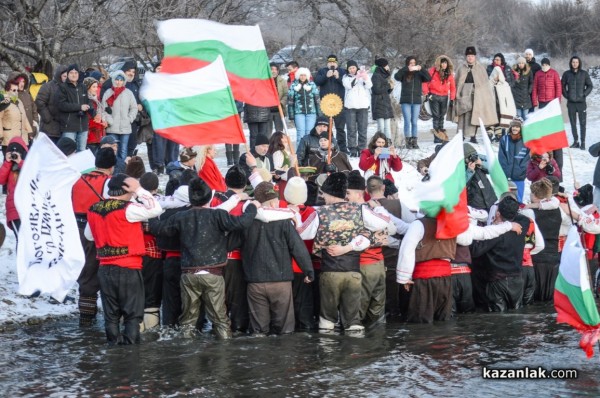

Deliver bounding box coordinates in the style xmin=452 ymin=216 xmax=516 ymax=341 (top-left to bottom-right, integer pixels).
xmin=106 ymin=86 xmax=125 ymax=107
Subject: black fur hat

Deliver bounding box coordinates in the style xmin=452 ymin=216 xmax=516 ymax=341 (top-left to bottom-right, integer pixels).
xmin=225 ymin=165 xmax=247 ymax=189
xmin=574 ymin=184 xmax=594 ymax=207
xmin=383 ymin=179 xmax=398 ymax=197
xmin=56 ymin=137 xmax=77 ymax=156
xmin=321 ymin=172 xmax=348 ymax=199
xmin=140 ymin=172 xmax=159 ymax=191
xmin=188 ymin=177 xmax=213 ymax=207
xmin=107 ymin=173 xmax=129 ymax=197
xmin=95 ymin=147 xmax=117 ymax=169
xmin=465 ymin=46 xmax=477 ymax=56
xmin=305 ymin=180 xmax=319 ymax=206
xmin=347 ymin=170 xmax=365 ymax=191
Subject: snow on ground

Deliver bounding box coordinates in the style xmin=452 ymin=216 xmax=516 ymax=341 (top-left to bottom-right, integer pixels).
xmin=1 ymin=69 xmax=600 ymax=327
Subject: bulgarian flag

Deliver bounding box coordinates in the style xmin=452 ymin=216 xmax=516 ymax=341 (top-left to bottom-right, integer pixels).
xmin=140 ymin=56 xmax=245 ymax=146
xmin=555 ymin=226 xmax=600 ymax=358
xmin=522 ymin=98 xmax=568 ymax=154
xmin=480 ymin=118 xmax=509 ymax=197
xmin=415 ymin=134 xmax=469 ymax=239
xmin=158 ymin=19 xmax=279 ymax=107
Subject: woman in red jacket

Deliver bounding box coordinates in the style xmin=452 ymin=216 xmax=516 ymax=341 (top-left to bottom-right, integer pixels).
xmin=359 ymin=132 xmax=402 ymax=182
xmin=197 ymin=145 xmax=227 ymax=192
xmin=526 ymin=151 xmax=561 ymax=183
xmin=0 ymin=136 xmax=27 ymax=240
xmin=422 ymin=55 xmax=456 ymax=142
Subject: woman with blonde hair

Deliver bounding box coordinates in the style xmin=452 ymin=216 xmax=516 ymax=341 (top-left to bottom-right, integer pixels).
xmin=197 ymin=144 xmax=226 ymax=192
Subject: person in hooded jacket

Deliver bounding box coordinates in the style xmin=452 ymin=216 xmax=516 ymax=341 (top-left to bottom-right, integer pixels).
xmin=0 ymin=80 xmax=32 ymax=152
xmin=296 ymin=116 xmax=338 ymax=166
xmin=498 ymin=118 xmax=530 ymax=202
xmin=287 ymin=67 xmax=320 ymax=141
xmin=102 ymin=70 xmax=138 ymax=162
xmin=57 ymin=64 xmax=93 ymax=152
xmin=511 ymin=57 xmax=534 ymax=121
xmin=10 ymin=72 xmax=38 ymax=141
xmin=35 ymin=65 xmax=67 ymax=142
xmin=562 ymin=56 xmax=594 ymax=150
xmin=371 ymin=58 xmax=395 ymax=139
xmin=423 ymin=55 xmax=456 ymax=143
xmin=464 ymin=143 xmax=497 ymax=211
xmin=0 ymin=137 xmax=27 ymax=240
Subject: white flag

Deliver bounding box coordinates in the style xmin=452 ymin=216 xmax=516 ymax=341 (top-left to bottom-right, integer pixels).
xmin=15 ymin=134 xmax=84 ymax=301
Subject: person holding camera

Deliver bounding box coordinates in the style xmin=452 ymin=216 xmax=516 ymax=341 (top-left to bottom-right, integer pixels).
xmin=307 ymin=130 xmax=352 ymax=175
xmin=464 ymin=143 xmax=497 ymax=211
xmin=0 ymin=80 xmax=32 ymax=155
xmin=359 ymin=132 xmax=402 ymax=183
xmin=57 ymin=64 xmax=93 ymax=152
xmin=315 ymin=55 xmax=348 ymax=153
xmin=0 ymin=136 xmax=28 ymax=240
xmin=526 ymin=151 xmax=561 ymax=183
xmin=343 ymin=60 xmax=372 ymax=157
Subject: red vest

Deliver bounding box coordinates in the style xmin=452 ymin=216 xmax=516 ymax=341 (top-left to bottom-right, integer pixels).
xmin=87 ymin=199 xmax=145 ymax=269
xmin=72 ymin=171 xmax=109 ymax=216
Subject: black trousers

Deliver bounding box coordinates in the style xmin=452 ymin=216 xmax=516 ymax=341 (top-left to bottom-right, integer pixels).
xmin=269 ymin=111 xmax=284 ymax=133
xmin=486 ymin=275 xmax=524 ymax=312
xmin=522 ymin=266 xmax=535 ymax=306
xmin=142 ymin=256 xmax=163 ymax=308
xmin=292 ymin=271 xmax=321 ymax=330
xmin=333 ymin=109 xmax=347 ymax=152
xmin=429 ymin=95 xmax=449 ymax=131
xmin=405 ymin=276 xmax=452 ymax=323
xmin=385 ymin=266 xmax=400 ymax=318
xmin=222 ymin=259 xmax=249 ymax=332
xmin=533 ymin=261 xmax=559 ymax=302
xmin=162 ymin=257 xmax=182 ymax=327
xmin=452 ymin=272 xmax=475 ymax=314
xmin=248 ymin=122 xmax=270 ymax=148
xmin=77 ymin=227 xmax=100 ymax=322
xmin=98 ymin=265 xmax=144 ymax=344
xmin=567 ymin=101 xmax=587 ymax=143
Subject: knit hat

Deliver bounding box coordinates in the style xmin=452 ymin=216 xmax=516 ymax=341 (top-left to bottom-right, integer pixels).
xmin=463 ymin=143 xmax=477 ymax=161
xmin=255 ymin=134 xmax=269 ymax=146
xmin=465 ymin=47 xmax=477 ymax=56
xmin=179 ymin=147 xmax=197 ymax=163
xmin=516 ymin=56 xmax=526 ymax=64
xmin=107 ymin=173 xmax=129 ymax=197
xmin=509 ymin=117 xmax=523 ymax=129
xmin=95 ymin=147 xmax=117 ymax=169
xmin=100 ymin=135 xmax=119 ymax=145
xmin=284 ymin=177 xmax=308 ymax=205
xmin=296 ymin=67 xmax=311 ymax=79
xmin=347 ymin=170 xmax=365 ymax=191
xmin=225 ymin=165 xmax=247 ymax=189
xmin=111 ymin=70 xmax=126 ymax=84
xmin=316 ymin=116 xmax=329 ymax=127
xmin=189 ymin=177 xmax=213 ymax=206
xmin=375 ymin=58 xmax=389 ymax=68
xmin=318 ymin=131 xmax=330 ymax=140
xmin=121 ymin=60 xmax=137 ymax=72
xmin=125 ymin=156 xmax=146 ymax=179
xmin=525 ymin=48 xmax=534 ymax=56
xmin=321 ymin=172 xmax=347 ymax=199
xmin=347 ymin=60 xmax=358 ymax=70
xmin=66 ymin=64 xmax=79 ymax=74
xmin=56 ymin=137 xmax=77 ymax=156
xmin=83 ymin=77 xmax=98 ymax=91
xmin=140 ymin=172 xmax=159 ymax=191
xmin=254 ymin=181 xmax=279 ymax=203
xmin=383 ymin=179 xmax=398 ymax=197
xmin=89 ymin=70 xmax=102 ymax=81
xmin=327 ymin=55 xmax=338 ymax=63
xmin=541 ymin=57 xmax=551 ymax=66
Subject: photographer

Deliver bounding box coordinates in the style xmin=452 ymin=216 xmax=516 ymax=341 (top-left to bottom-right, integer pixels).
xmin=359 ymin=132 xmax=402 ymax=183
xmin=526 ymin=151 xmax=561 ymax=183
xmin=57 ymin=64 xmax=94 ymax=152
xmin=0 ymin=137 xmax=28 ymax=240
xmin=464 ymin=143 xmax=497 ymax=211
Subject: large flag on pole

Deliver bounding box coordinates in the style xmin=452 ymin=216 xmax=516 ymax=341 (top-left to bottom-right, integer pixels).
xmin=480 ymin=118 xmax=509 ymax=197
xmin=554 ymin=226 xmax=600 ymax=358
xmin=140 ymin=56 xmax=246 ymax=146
xmin=14 ymin=133 xmax=84 ymax=302
xmin=158 ymin=18 xmax=279 ymax=107
xmin=522 ymin=98 xmax=568 ymax=154
xmin=415 ymin=133 xmax=469 ymax=239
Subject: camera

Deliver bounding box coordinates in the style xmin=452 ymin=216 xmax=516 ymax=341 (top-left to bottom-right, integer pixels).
xmin=467 ymin=153 xmax=479 ymax=163
xmin=545 ymin=164 xmax=555 ymax=175
xmin=10 ymin=152 xmax=18 ymax=160
xmin=329 ymin=65 xmax=336 ymax=71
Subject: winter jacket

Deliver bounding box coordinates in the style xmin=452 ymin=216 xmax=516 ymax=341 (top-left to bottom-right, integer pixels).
xmin=532 ymin=69 xmax=561 ymax=106
xmin=498 ymin=135 xmax=530 ymax=181
xmin=561 ymin=57 xmax=593 ymax=104
xmin=589 ymin=142 xmax=600 ymax=188
xmin=35 ymin=66 xmax=66 ymax=138
xmin=526 ymin=157 xmax=561 ymax=182
xmin=101 ymin=88 xmax=138 ymax=135
xmin=370 ymin=66 xmax=394 ymax=119
xmin=296 ymin=126 xmax=338 ymax=166
xmin=342 ymin=72 xmax=373 ymax=109
xmin=287 ymin=80 xmax=320 ymax=119
xmin=57 ymin=80 xmax=93 ymax=133
xmin=8 ymin=72 xmax=38 ymax=129
xmin=149 ymin=204 xmax=257 ymax=269
xmin=451 ymin=61 xmax=498 ymax=126
xmin=314 ymin=67 xmax=347 ymax=100
xmin=87 ymin=93 xmax=105 ymax=145
xmin=240 ymin=219 xmax=314 ymax=283
xmin=244 ymin=104 xmax=270 ymax=123
xmin=0 ymin=137 xmax=28 ymax=224
xmin=198 ymin=156 xmax=227 ymax=192
xmin=165 ymin=161 xmax=196 ymax=195
xmin=0 ymin=100 xmax=32 ymax=146
xmin=422 ymin=55 xmax=456 ymax=100
xmin=394 ymin=67 xmax=431 ymax=104
xmin=486 ymin=64 xmax=516 ymax=87
xmin=466 ymin=167 xmax=498 ymax=211
xmin=307 ymin=148 xmax=352 ymax=174
xmin=527 ymin=58 xmax=541 ymax=76
xmin=511 ymin=64 xmax=534 ymax=110
xmin=358 ymin=148 xmax=402 ymax=182
xmin=239 ymin=150 xmax=274 ymax=182
xmin=274 ymin=75 xmax=288 ymax=115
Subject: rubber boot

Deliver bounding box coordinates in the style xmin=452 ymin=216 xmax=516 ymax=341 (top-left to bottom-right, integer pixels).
xmin=78 ymin=295 xmax=98 ymax=327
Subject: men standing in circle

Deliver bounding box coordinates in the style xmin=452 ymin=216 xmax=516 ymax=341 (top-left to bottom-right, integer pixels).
xmin=451 ymin=47 xmax=498 ymax=144
xmin=315 ymin=55 xmax=347 ymax=153
xmin=562 ymin=56 xmax=593 ymax=150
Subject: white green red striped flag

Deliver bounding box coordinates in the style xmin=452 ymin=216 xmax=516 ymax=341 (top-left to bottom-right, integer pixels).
xmin=522 ymin=98 xmax=568 ymax=154
xmin=157 ymin=18 xmax=279 ymax=107
xmin=140 ymin=56 xmax=245 ymax=146
xmin=415 ymin=133 xmax=469 ymax=239
xmin=480 ymin=118 xmax=509 ymax=197
xmin=554 ymin=226 xmax=600 ymax=358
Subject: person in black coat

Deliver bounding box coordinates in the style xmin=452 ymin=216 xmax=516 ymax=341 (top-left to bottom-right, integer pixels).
xmin=296 ymin=116 xmax=338 ymax=166
xmin=562 ymin=56 xmax=594 ymax=149
xmin=57 ymin=64 xmax=94 ymax=152
xmin=524 ymin=49 xmax=541 ymax=113
xmin=464 ymin=143 xmax=497 ymax=211
xmin=371 ymin=58 xmax=394 ymax=138
xmin=314 ymin=55 xmax=348 ymax=153
xmin=511 ymin=57 xmax=533 ymax=121
xmin=588 ymin=141 xmax=600 ymax=209
xmin=244 ymin=104 xmax=271 ymax=148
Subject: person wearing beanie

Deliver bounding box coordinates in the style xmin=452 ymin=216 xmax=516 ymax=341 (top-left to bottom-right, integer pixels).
xmin=371 ymin=58 xmax=394 ymax=139
xmin=464 ymin=143 xmax=498 ymax=211
xmin=1 ymin=137 xmax=28 ymax=240
xmin=239 ymin=133 xmax=274 ymax=184
xmin=125 ymin=155 xmax=146 ymax=179
xmin=287 ymin=67 xmax=320 ymax=141
xmin=562 ymin=56 xmax=594 ymax=150
xmin=343 ymin=60 xmax=372 ymax=157
xmin=56 ymin=136 xmax=77 ymax=157
xmin=450 ymin=46 xmax=498 ymax=143
xmin=306 ymin=128 xmax=351 ymax=175
xmin=85 ymin=174 xmax=163 ymax=344
xmin=423 ymin=55 xmax=456 ymax=143
xmin=35 ymin=64 xmax=68 ymax=142
xmin=57 ymin=63 xmax=94 ymax=152
xmin=511 ymin=57 xmax=534 ymax=122
xmin=498 ymin=117 xmax=530 ymax=202
xmin=150 ymin=177 xmax=259 ymax=339
xmin=296 ymin=115 xmax=340 ymax=167
xmin=394 ymin=56 xmax=431 ymax=149
xmin=84 ymin=76 xmax=106 ymax=155
xmin=314 ymin=54 xmax=348 ymax=153
xmin=102 ymin=69 xmax=138 ymax=163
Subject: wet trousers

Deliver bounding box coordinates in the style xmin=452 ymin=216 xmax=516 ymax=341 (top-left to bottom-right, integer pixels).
xmin=319 ymin=271 xmax=362 ymax=329
xmin=359 ymin=261 xmax=386 ymax=325
xmin=247 ymin=281 xmax=295 ymax=334
xmin=486 ymin=274 xmax=524 ymax=312
xmin=405 ymin=276 xmax=452 ymax=323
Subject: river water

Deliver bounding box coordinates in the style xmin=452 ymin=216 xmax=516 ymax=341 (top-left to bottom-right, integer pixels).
xmin=0 ymin=302 xmax=599 ymax=397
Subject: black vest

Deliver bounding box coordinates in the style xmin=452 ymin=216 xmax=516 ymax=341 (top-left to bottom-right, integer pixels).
xmin=532 ymin=208 xmax=561 ymax=264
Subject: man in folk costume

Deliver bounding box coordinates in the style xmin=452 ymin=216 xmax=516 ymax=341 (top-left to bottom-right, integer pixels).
xmin=72 ymin=147 xmax=116 ymax=326
xmin=85 ymin=174 xmax=163 ymax=344
xmin=451 ymin=47 xmax=498 ymax=143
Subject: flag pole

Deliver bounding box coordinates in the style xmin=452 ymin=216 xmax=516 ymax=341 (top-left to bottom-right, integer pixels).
xmin=566 ymin=146 xmax=578 ymax=188
xmin=278 ymin=103 xmax=300 ymax=175
xmin=327 ymin=116 xmax=333 ymax=164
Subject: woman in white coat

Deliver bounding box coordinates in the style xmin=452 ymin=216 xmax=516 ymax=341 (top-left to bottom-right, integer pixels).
xmin=102 ymin=70 xmax=138 ymax=162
